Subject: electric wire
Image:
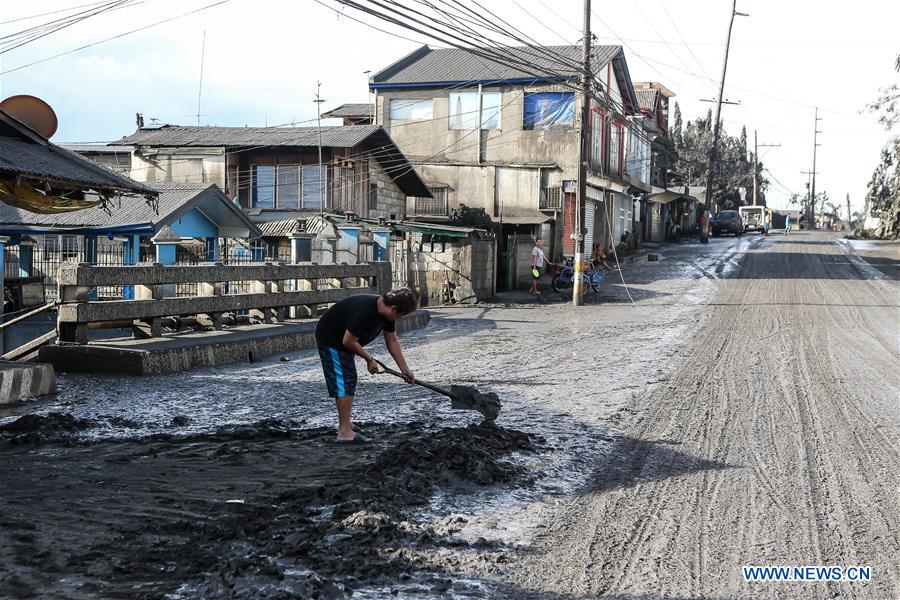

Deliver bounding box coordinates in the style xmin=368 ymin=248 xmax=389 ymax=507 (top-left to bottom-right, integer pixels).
xmin=0 ymin=0 xmax=230 ymax=75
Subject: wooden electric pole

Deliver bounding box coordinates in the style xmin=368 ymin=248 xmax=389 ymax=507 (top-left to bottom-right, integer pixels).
xmin=701 ymin=0 xmax=747 ymax=243
xmin=573 ymin=0 xmax=591 ymax=305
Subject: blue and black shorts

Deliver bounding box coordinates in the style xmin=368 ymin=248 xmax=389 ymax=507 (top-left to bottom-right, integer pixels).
xmin=318 ymin=345 xmax=357 ymax=398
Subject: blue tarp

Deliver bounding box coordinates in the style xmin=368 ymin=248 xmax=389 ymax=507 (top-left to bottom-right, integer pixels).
xmin=523 ymin=92 xmax=575 ymax=130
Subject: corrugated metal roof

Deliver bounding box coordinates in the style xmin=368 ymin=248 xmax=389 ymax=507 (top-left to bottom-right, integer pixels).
xmin=321 ymin=104 xmax=374 ymax=119
xmin=0 ymin=110 xmax=153 ymax=195
xmin=257 ymin=218 xmax=307 ymax=237
xmin=0 ymin=182 xmax=212 ymax=229
xmin=60 ymin=143 xmax=133 ymax=154
xmin=371 ymin=44 xmax=622 ymax=86
xmin=635 ymin=89 xmax=659 ymax=111
xmin=117 ymin=124 xmax=382 ymax=148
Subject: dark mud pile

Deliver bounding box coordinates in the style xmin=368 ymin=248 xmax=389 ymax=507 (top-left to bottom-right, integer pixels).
xmin=0 ymin=414 xmax=543 ymax=599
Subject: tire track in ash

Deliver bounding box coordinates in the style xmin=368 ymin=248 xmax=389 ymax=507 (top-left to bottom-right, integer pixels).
xmin=505 ymin=232 xmax=900 ymax=599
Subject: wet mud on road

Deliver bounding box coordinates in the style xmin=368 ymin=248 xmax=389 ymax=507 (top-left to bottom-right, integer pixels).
xmin=1 ymin=234 xmax=804 ymax=598
xmin=0 ymin=416 xmax=542 ymax=598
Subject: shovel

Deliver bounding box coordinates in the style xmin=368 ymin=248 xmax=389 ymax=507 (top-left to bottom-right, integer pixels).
xmin=375 ymin=360 xmax=501 ymax=422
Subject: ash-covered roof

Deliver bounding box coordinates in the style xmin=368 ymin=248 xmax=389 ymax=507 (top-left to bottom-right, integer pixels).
xmin=635 ymin=89 xmax=659 ymax=112
xmin=257 ymin=218 xmax=308 ymax=237
xmin=0 ymin=109 xmax=153 ymax=195
xmin=0 ymin=182 xmax=258 ymax=238
xmin=321 ymin=104 xmax=374 ymax=119
xmin=117 ymin=124 xmax=382 ymax=148
xmin=371 ymin=44 xmax=622 ymax=86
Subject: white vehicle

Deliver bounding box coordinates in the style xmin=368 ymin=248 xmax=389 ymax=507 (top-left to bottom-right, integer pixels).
xmin=739 ymin=206 xmax=772 ymax=233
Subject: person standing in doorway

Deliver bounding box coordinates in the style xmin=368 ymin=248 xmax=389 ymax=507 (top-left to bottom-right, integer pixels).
xmin=315 ymin=288 xmax=419 ymax=444
xmin=530 ymin=237 xmax=549 ymax=295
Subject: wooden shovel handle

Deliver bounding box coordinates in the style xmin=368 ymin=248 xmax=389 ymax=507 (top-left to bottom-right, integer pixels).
xmin=375 ymin=359 xmax=454 ymax=399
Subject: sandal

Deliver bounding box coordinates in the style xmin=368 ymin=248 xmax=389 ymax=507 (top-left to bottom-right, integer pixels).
xmin=334 ymin=432 xmax=372 ymax=445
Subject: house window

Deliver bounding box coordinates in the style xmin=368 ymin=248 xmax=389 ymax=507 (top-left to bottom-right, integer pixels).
xmin=590 ymin=101 xmax=606 ymax=168
xmin=524 ymin=92 xmax=575 ymax=130
xmin=540 ymin=186 xmax=562 ymax=210
xmin=251 ymin=164 xmax=301 ymax=209
xmin=448 ymin=92 xmax=501 ymax=130
xmin=389 ymin=99 xmax=433 ymax=120
xmin=609 ymin=122 xmax=623 ymax=176
xmin=331 ymin=165 xmax=355 ymax=212
xmin=302 ymin=165 xmax=324 ymax=210
xmin=251 ymin=165 xmax=276 ymax=209
xmin=414 ymin=187 xmax=449 ymax=215
xmin=368 ymin=182 xmax=378 ymax=211
xmin=276 ymin=165 xmax=300 ymax=209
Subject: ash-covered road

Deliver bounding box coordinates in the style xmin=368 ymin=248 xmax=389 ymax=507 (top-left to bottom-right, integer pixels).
xmin=507 ymin=231 xmax=900 ymax=599
xmin=0 ymin=231 xmax=896 ymax=599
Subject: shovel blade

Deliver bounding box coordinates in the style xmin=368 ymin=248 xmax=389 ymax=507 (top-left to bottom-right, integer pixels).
xmin=449 ymin=385 xmax=502 ymax=422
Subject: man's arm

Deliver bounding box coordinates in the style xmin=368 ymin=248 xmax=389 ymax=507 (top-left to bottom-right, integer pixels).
xmin=342 ymin=330 xmax=379 ymax=374
xmin=383 ymin=330 xmax=415 ymax=383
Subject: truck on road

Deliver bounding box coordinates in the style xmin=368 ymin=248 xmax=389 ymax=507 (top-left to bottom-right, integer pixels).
xmin=739 ymin=206 xmax=772 ymax=233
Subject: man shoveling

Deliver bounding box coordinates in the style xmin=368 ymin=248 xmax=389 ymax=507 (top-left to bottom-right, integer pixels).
xmin=315 ymin=288 xmax=419 ymax=444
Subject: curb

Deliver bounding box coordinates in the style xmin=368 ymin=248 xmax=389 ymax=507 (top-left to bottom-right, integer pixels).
xmin=39 ymin=311 xmax=432 ymax=376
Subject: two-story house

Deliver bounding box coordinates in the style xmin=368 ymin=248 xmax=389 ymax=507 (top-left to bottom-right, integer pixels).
xmin=115 ymin=123 xmax=430 ymax=260
xmin=632 ymin=82 xmax=703 ymax=241
xmin=369 ymin=44 xmax=652 ymax=290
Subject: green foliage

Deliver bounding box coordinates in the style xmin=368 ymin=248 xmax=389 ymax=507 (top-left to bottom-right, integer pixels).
xmin=863 ymin=54 xmax=900 ymax=239
xmin=671 ymin=102 xmax=768 ymax=207
xmin=448 ymin=203 xmax=493 ymax=229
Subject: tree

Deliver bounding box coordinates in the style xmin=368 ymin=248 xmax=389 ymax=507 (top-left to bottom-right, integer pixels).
xmin=863 ymin=53 xmax=900 ymax=239
xmin=672 ymin=112 xmax=765 ymax=208
xmin=672 ymin=102 xmax=684 ymax=148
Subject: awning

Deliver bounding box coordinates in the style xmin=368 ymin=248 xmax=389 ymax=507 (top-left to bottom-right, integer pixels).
xmin=498 ymin=214 xmax=553 ymax=225
xmin=393 ymin=221 xmax=474 ymax=238
xmin=648 ymin=189 xmax=681 ymax=204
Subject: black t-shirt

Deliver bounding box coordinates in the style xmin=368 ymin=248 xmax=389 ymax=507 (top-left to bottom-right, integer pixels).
xmin=315 ymin=294 xmax=395 ymax=350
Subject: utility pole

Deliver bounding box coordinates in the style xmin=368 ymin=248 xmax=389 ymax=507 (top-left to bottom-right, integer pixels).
xmin=314 ymin=81 xmax=326 ymax=215
xmin=751 ymin=130 xmax=780 ymax=206
xmin=808 ymin=107 xmax=822 ymax=226
xmin=573 ymin=0 xmax=591 ymax=305
xmin=701 ymin=0 xmax=747 ymax=243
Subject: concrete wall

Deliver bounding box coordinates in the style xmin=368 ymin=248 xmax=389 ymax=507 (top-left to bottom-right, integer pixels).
xmin=406 ymin=232 xmax=495 ymax=304
xmin=379 ymin=83 xmax=580 ymax=219
xmin=368 ymin=157 xmax=407 ymax=220
xmin=130 ymin=149 xmax=226 ymax=186
xmin=377 ymin=84 xmax=580 ymax=169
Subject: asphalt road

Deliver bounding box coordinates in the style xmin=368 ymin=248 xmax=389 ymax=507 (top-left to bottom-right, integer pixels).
xmin=507 ymin=231 xmax=900 ymax=599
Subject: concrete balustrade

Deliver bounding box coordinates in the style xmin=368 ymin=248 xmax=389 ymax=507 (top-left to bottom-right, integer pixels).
xmin=56 ymin=261 xmax=392 ymax=344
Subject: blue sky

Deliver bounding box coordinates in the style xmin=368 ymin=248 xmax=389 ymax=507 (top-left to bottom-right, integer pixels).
xmin=1 ymin=0 xmax=897 ymax=213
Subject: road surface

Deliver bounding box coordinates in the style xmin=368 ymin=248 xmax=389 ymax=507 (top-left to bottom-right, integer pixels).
xmin=0 ymin=231 xmax=896 ymax=599
xmin=506 ymin=231 xmax=899 ymax=599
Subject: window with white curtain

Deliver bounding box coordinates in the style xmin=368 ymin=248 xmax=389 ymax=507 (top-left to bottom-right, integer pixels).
xmin=389 ymin=99 xmax=433 ymax=120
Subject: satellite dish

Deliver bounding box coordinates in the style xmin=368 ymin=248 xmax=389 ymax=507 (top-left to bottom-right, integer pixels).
xmin=0 ymin=95 xmax=59 ymax=139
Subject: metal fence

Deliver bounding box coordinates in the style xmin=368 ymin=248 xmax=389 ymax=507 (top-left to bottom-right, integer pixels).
xmin=4 ymin=239 xmax=128 ymax=304
xmin=4 ymin=236 xmax=293 ymax=306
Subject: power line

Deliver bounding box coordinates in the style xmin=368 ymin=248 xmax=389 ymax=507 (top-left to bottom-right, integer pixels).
xmin=0 ymin=0 xmax=122 ymax=25
xmin=0 ymin=0 xmax=230 ymax=75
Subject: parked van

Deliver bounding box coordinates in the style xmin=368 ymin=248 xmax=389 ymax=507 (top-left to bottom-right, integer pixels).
xmin=739 ymin=206 xmax=771 ymax=233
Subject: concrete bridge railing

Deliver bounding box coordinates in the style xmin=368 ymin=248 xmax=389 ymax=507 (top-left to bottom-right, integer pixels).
xmin=56 ymin=261 xmax=392 ymax=344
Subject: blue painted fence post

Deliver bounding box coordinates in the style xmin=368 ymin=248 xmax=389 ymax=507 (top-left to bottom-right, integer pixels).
xmin=152 ymin=226 xmax=180 ymax=299
xmin=84 ymin=234 xmax=98 ymax=300
xmin=123 ymin=234 xmax=140 ymax=299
